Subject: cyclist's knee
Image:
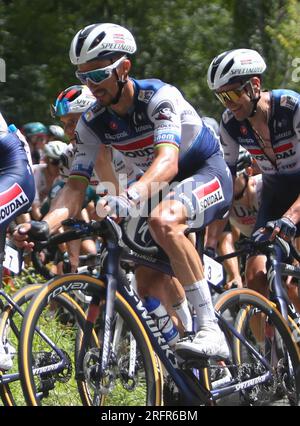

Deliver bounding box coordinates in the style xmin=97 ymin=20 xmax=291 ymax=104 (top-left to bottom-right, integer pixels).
xmin=245 ymin=255 xmax=268 ymax=295
xmin=148 ymin=215 xmax=187 ymax=248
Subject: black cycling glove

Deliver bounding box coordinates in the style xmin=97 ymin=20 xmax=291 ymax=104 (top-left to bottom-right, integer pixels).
xmin=266 ymin=217 xmax=297 ymax=240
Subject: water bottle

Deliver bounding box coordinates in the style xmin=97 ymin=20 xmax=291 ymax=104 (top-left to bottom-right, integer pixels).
xmin=144 ymin=297 xmax=179 ymax=346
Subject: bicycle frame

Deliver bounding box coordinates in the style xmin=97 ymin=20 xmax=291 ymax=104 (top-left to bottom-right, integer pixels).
xmin=26 ymin=219 xmax=299 ymax=405
xmin=76 ymin=236 xmax=281 ymax=405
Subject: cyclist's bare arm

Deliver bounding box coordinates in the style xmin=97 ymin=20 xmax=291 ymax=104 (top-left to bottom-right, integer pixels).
xmin=13 ymin=178 xmax=88 ymax=248
xmin=128 ymin=145 xmax=179 ymax=200
xmin=94 ymin=145 xmax=122 ymax=195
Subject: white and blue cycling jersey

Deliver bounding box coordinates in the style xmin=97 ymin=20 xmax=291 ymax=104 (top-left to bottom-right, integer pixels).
xmin=71 ymin=78 xmax=221 ymax=182
xmin=221 ymin=89 xmax=300 ymax=176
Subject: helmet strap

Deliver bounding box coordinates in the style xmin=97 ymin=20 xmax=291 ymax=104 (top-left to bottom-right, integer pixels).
xmin=245 ymin=80 xmax=261 ymax=118
xmin=111 ymin=69 xmax=128 ymax=105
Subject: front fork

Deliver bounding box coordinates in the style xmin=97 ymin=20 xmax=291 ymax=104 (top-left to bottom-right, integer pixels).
xmin=77 ymin=244 xmax=122 ymax=382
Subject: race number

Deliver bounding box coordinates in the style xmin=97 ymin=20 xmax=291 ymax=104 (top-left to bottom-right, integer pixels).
xmin=203 ymin=254 xmax=224 ymax=287
xmin=4 ymin=244 xmax=23 ymax=274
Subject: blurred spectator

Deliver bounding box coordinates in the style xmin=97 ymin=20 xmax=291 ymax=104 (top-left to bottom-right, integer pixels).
xmin=21 ymin=122 xmax=49 ymax=164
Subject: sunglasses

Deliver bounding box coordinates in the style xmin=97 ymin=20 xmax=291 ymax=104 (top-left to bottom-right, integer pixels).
xmin=215 ymin=81 xmax=250 ymax=106
xmin=75 ymin=56 xmax=126 ymax=85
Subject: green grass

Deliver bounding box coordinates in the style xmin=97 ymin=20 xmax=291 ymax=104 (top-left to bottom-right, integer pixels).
xmin=1 ymin=272 xmax=147 ymax=406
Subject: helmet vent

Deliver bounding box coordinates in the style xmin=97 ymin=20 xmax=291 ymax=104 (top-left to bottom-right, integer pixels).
xmin=220 ymin=58 xmax=234 ymax=79
xmin=90 ymin=31 xmax=106 ymax=50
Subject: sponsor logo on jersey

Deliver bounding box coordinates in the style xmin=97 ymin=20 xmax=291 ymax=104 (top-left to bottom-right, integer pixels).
xmin=112 ymin=136 xmax=154 ymax=159
xmin=0 ymin=183 xmax=29 ymax=224
xmin=138 ymin=90 xmax=155 ymax=103
xmin=192 ymin=178 xmax=224 ymax=212
xmin=280 ymin=95 xmax=298 ymax=110
xmin=105 ymin=131 xmax=129 ymax=140
xmin=248 ymin=142 xmax=296 ymax=161
xmin=134 ymin=124 xmax=153 ymax=133
xmin=152 ymin=101 xmax=176 ymax=121
xmin=237 ymin=137 xmax=255 ymax=144
xmin=154 ymin=132 xmax=177 ymax=143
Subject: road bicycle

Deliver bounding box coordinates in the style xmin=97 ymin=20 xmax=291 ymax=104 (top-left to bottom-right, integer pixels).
xmin=17 ymin=217 xmax=300 ymax=406
xmin=212 ymin=234 xmax=300 ymax=404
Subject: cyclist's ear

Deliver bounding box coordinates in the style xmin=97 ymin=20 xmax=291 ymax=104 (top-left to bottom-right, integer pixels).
xmin=121 ymin=58 xmax=131 ymax=78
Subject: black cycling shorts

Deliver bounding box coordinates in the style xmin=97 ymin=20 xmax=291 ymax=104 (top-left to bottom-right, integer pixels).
xmin=254 ymin=173 xmax=300 ymax=236
xmin=126 ymin=152 xmax=233 ymax=250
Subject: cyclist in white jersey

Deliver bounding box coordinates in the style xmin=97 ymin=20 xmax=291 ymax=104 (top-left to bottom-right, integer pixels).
xmin=31 ymin=140 xmax=66 ymax=220
xmin=217 ymin=149 xmax=262 ymax=289
xmin=14 ymin=23 xmax=233 ymax=359
xmin=207 ymin=48 xmax=300 ymax=304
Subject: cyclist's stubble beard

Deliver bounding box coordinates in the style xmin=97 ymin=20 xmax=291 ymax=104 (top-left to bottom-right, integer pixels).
xmin=231 ymin=102 xmax=254 ymax=122
xmin=93 ymin=80 xmax=122 ymax=107
xmin=94 ymin=88 xmax=115 ymax=107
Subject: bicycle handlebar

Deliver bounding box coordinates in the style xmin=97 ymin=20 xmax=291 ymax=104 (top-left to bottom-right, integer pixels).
xmin=29 ymin=217 xmax=158 ymax=278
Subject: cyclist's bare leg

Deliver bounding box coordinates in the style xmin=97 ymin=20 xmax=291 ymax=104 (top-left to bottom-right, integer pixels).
xmin=245 ymin=255 xmax=268 ymax=345
xmin=286 ymin=281 xmax=300 ymax=313
xmin=135 ymin=266 xmax=187 ymax=333
xmin=148 ymin=198 xmax=229 ymax=358
xmin=218 ymin=227 xmax=243 ymax=289
xmin=149 ymin=199 xmax=204 ymax=285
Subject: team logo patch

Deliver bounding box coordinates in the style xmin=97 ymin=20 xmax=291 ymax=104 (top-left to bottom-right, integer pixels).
xmin=0 ymin=183 xmax=29 ymax=224
xmin=240 ymin=125 xmax=248 ymax=136
xmin=152 ymin=101 xmax=176 ymax=121
xmin=192 ymin=178 xmax=224 ymax=212
xmin=138 ymin=90 xmax=155 ymax=104
xmin=109 ymin=121 xmax=118 ymax=130
xmin=280 ymin=95 xmax=298 ymax=110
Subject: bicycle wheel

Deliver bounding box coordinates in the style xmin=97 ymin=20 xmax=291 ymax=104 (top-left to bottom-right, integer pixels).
xmin=214 ymin=288 xmax=300 ymax=406
xmin=19 ymin=274 xmax=162 ymax=406
xmin=0 ymin=284 xmax=42 ymax=406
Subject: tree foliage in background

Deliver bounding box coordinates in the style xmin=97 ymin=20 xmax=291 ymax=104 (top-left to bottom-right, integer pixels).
xmin=0 ymin=0 xmax=299 ymax=126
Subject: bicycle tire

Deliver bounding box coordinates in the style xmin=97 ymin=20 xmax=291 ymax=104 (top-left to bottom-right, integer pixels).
xmin=19 ymin=274 xmax=163 ymax=406
xmin=214 ymin=288 xmax=300 ymax=406
xmin=0 ymin=283 xmax=42 ymax=406
xmin=0 ymin=283 xmax=94 ymax=406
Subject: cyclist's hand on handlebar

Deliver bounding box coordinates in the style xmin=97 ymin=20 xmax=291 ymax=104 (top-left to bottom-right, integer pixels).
xmin=266 ymin=217 xmax=297 ymax=241
xmin=13 ymin=222 xmax=34 ymax=250
xmin=96 ymin=194 xmax=133 ymax=220
xmin=13 ymin=220 xmax=50 ymax=250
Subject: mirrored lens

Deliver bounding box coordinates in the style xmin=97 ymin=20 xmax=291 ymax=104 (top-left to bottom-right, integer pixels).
xmin=215 ymin=81 xmax=249 ymax=106
xmin=75 ymin=69 xmax=112 ymax=85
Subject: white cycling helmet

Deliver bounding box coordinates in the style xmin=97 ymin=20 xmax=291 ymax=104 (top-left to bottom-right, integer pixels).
xmin=44 ymin=140 xmax=66 ymax=160
xmin=207 ymin=49 xmax=267 ymax=91
xmin=48 ymin=125 xmax=65 ymax=140
xmin=51 ymin=85 xmax=96 ymax=117
xmin=69 ymin=23 xmax=137 ymax=65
